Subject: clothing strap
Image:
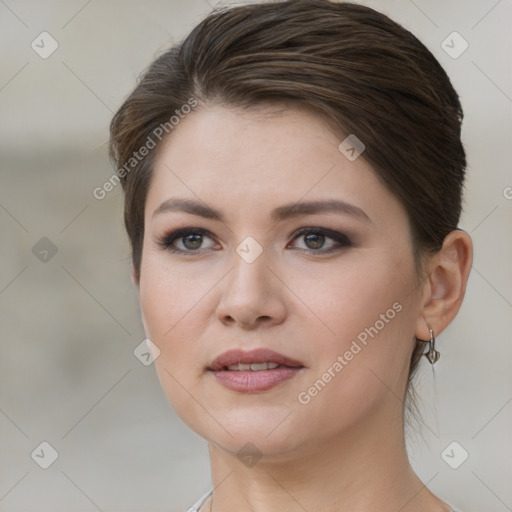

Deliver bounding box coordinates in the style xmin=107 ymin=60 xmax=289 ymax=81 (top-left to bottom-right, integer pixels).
xmin=187 ymin=488 xmax=213 ymax=512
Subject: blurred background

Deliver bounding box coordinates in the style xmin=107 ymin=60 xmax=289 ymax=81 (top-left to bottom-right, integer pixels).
xmin=0 ymin=0 xmax=510 ymax=511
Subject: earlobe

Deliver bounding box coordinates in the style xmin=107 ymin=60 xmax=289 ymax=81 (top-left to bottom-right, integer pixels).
xmin=414 ymin=229 xmax=473 ymax=339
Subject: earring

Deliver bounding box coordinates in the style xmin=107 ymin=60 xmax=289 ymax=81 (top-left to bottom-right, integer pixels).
xmin=424 ymin=328 xmax=440 ymax=364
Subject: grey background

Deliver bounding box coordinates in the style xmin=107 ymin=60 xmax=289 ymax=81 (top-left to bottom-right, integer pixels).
xmin=0 ymin=0 xmax=510 ymax=511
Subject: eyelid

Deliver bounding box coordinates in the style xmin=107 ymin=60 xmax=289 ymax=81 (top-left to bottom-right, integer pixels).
xmin=157 ymin=226 xmax=353 ymax=255
xmin=290 ymin=226 xmax=351 ymax=242
xmin=156 ymin=228 xmax=220 ymax=253
xmin=288 ymin=226 xmax=353 ymax=252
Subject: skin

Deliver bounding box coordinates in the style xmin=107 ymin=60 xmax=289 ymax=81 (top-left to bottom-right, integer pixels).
xmin=132 ymin=105 xmax=473 ymax=512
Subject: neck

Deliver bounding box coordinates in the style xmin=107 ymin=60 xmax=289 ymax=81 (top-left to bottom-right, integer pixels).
xmin=205 ymin=404 xmax=449 ymax=512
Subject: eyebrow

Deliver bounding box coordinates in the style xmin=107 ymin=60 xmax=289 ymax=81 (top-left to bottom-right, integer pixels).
xmin=152 ymin=198 xmax=371 ymax=223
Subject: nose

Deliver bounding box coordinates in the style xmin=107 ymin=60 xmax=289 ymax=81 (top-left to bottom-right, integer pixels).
xmin=215 ymin=247 xmax=287 ymax=330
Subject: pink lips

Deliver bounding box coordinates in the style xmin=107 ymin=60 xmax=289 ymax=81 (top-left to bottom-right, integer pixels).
xmin=207 ymin=348 xmax=305 ymax=393
xmin=208 ymin=348 xmax=304 ymax=371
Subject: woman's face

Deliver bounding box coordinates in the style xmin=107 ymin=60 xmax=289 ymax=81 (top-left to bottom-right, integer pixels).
xmin=138 ymin=105 xmax=425 ymax=458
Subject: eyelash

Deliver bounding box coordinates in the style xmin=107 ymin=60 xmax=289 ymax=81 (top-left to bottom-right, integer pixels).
xmin=156 ymin=227 xmax=353 ymax=256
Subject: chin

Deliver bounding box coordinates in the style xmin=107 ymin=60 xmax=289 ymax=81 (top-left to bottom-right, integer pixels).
xmin=192 ymin=404 xmax=308 ymax=457
xmin=208 ymin=429 xmax=307 ymax=464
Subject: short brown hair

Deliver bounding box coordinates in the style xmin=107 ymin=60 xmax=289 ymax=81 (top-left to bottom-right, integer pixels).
xmin=109 ymin=0 xmax=466 ymax=387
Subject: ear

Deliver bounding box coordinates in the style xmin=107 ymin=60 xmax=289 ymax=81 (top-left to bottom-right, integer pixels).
xmin=414 ymin=229 xmax=473 ymax=340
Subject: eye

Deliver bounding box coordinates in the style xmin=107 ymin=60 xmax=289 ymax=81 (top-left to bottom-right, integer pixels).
xmin=288 ymin=227 xmax=352 ymax=254
xmin=156 ymin=228 xmax=219 ymax=254
xmin=157 ymin=227 xmax=352 ymax=256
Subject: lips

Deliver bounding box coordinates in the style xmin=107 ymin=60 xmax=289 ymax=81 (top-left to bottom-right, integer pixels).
xmin=207 ymin=349 xmax=305 ymax=393
xmin=207 ymin=348 xmax=305 ymax=393
xmin=208 ymin=348 xmax=305 ymax=372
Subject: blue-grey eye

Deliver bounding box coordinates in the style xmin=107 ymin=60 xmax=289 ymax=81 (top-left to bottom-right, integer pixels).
xmin=181 ymin=233 xmax=204 ymax=250
xmin=303 ymin=232 xmax=326 ymax=250
xmin=291 ymin=228 xmax=352 ymax=253
xmin=158 ymin=228 xmax=218 ymax=253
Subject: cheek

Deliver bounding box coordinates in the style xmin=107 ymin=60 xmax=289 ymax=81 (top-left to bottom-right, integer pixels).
xmin=290 ymin=253 xmax=415 ymax=346
xmin=139 ymin=255 xmax=207 ymax=341
xmin=138 ymin=261 xmax=207 ymax=421
xmin=138 ymin=254 xmax=217 ymax=382
xmin=290 ymin=274 xmax=417 ymax=441
xmin=139 ymin=261 xmax=194 ymax=388
xmin=288 ymin=250 xmax=419 ymax=399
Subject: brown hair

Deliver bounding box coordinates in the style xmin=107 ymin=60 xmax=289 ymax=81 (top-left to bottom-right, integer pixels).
xmin=109 ymin=0 xmax=466 ymax=389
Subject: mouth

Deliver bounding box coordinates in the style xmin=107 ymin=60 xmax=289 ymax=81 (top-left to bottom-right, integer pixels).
xmin=223 ymin=361 xmax=284 ymax=371
xmin=207 ymin=348 xmax=305 ymax=393
xmin=208 ymin=348 xmax=305 ymax=371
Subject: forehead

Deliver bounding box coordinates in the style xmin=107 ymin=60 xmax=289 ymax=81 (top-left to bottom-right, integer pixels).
xmin=146 ymin=105 xmax=401 ymax=224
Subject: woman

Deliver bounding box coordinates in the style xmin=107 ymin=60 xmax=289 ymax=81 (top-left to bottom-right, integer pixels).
xmin=109 ymin=1 xmax=472 ymax=510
